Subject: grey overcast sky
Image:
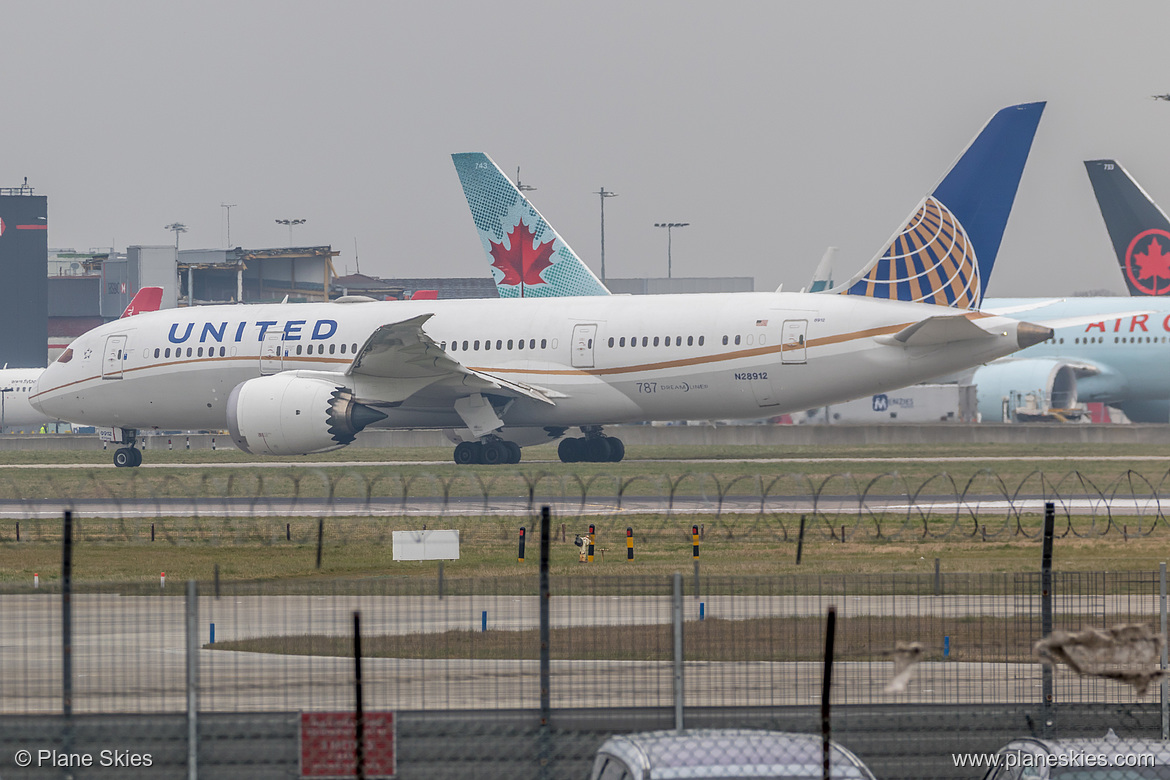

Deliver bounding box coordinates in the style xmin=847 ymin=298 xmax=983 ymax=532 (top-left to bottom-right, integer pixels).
xmin=5 ymin=1 xmax=1169 ymax=297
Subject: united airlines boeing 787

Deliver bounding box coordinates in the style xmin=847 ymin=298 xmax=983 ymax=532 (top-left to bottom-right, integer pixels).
xmin=31 ymin=103 xmax=1049 ymax=466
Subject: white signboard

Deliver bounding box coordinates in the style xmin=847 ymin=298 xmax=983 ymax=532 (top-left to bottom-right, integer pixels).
xmin=393 ymin=530 xmax=460 ymax=561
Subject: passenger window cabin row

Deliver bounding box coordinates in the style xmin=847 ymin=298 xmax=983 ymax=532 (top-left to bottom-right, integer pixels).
xmin=151 ymin=341 xmax=360 ymax=360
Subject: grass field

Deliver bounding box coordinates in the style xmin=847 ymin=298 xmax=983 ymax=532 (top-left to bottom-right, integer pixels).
xmin=3 ymin=441 xmax=1170 ymax=584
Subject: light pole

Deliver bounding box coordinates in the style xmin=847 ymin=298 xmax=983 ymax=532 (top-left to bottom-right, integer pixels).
xmin=221 ymin=203 xmax=237 ymax=246
xmin=164 ymin=223 xmax=187 ymax=250
xmin=597 ymin=188 xmax=618 ymax=282
xmin=654 ymin=222 xmax=689 ymax=278
xmin=275 ymin=218 xmax=306 ymax=246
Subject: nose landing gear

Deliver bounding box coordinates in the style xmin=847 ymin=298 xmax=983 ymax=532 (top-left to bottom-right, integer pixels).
xmin=113 ymin=447 xmax=142 ymax=468
xmin=108 ymin=427 xmax=142 ymax=468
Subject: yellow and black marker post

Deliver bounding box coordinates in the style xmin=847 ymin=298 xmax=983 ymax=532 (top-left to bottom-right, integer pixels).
xmin=587 ymin=524 xmax=595 ymax=563
xmin=626 ymin=527 xmax=633 ymax=560
xmin=518 ymin=526 xmax=526 ymax=563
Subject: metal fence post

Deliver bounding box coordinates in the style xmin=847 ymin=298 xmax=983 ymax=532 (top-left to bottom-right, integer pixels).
xmin=316 ymin=518 xmax=325 ymax=569
xmin=1041 ymin=502 xmax=1055 ymax=734
xmin=62 ymin=510 xmax=73 ymax=756
xmin=796 ymin=515 xmax=806 ymax=565
xmin=673 ymin=572 xmax=684 ymax=732
xmin=539 ymin=506 xmax=552 ymax=780
xmin=1161 ymin=562 xmax=1167 ymax=741
xmin=354 ymin=611 xmax=366 ymax=780
xmin=822 ymin=605 xmax=837 ymax=780
xmin=186 ymin=579 xmax=199 ymax=780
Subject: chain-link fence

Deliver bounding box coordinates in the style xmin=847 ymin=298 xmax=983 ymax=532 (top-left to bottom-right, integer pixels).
xmin=2 ymin=508 xmax=1170 ymax=778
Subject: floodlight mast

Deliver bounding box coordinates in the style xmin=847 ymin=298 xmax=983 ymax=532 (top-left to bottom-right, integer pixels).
xmin=653 ymin=222 xmax=690 ymax=278
xmin=597 ymin=188 xmax=618 ymax=282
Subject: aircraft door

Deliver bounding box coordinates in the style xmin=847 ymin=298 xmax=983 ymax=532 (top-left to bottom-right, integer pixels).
xmin=260 ymin=332 xmax=285 ymax=375
xmin=571 ymin=324 xmax=598 ymax=369
xmin=102 ymin=335 xmax=128 ymax=380
xmin=781 ymin=319 xmax=808 ymax=364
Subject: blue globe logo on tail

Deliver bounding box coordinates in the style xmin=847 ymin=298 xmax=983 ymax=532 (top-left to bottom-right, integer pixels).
xmin=846 ymin=196 xmax=980 ymax=308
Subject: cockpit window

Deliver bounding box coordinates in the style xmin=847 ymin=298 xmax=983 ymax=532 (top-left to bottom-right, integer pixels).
xmin=57 ymin=349 xmax=73 ymax=364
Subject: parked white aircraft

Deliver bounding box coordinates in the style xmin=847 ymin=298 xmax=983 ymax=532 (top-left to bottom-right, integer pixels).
xmin=31 ymin=104 xmax=1050 ymax=467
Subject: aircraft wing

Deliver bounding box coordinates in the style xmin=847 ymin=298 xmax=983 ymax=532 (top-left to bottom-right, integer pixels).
xmin=346 ymin=314 xmax=557 ymax=406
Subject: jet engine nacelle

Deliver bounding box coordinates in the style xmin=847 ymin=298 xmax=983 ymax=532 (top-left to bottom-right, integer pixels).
xmin=972 ymin=359 xmax=1080 ymax=422
xmin=226 ymin=372 xmax=387 ymax=456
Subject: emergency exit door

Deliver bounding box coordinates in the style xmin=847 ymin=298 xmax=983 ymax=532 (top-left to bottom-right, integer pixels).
xmin=102 ymin=335 xmax=128 ymax=379
xmin=260 ymin=332 xmax=285 ymax=375
xmin=571 ymin=324 xmax=598 ymax=368
xmin=781 ymin=320 xmax=808 ymax=364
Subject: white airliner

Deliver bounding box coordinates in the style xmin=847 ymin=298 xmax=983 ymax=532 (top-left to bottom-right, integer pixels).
xmin=0 ymin=287 xmax=165 ymax=434
xmin=31 ymin=104 xmax=1051 ymax=467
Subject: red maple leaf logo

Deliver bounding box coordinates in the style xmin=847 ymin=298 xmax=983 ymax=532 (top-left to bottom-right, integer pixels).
xmin=489 ymin=221 xmax=555 ymax=292
xmin=1134 ymin=237 xmax=1170 ymax=280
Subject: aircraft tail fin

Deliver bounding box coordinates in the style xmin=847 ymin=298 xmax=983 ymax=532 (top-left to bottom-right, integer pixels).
xmin=807 ymin=247 xmax=836 ymax=292
xmin=119 ymin=286 xmax=164 ymax=318
xmin=829 ymin=102 xmax=1045 ymax=309
xmin=1085 ymin=159 xmax=1170 ymax=296
xmin=452 ymin=153 xmax=610 ymax=298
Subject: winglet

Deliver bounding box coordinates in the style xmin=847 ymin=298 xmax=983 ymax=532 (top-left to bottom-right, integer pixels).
xmin=120 ymin=287 xmax=164 ymax=318
xmin=1085 ymin=159 xmax=1170 ymax=296
xmin=452 ymin=153 xmax=611 ymax=298
xmin=831 ymin=102 xmax=1045 ymax=309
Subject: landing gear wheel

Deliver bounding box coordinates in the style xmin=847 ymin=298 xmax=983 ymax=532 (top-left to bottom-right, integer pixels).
xmin=113 ymin=447 xmax=138 ymax=468
xmin=454 ymin=441 xmax=481 ymax=465
xmin=481 ymin=440 xmax=506 ymax=465
xmin=558 ymin=437 xmax=583 ymax=463
xmin=605 ymin=437 xmax=625 ymax=463
xmin=584 ymin=437 xmax=611 ymax=463
xmin=130 ymin=448 xmax=143 ymax=467
xmin=504 ymin=441 xmax=522 ymax=464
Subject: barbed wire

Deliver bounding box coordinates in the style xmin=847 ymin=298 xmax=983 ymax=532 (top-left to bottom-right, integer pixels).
xmin=4 ymin=468 xmax=1170 ymax=545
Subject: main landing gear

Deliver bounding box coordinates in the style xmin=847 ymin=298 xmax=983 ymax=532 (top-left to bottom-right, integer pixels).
xmin=558 ymin=432 xmax=625 ymax=463
xmin=452 ymin=438 xmax=522 ymax=466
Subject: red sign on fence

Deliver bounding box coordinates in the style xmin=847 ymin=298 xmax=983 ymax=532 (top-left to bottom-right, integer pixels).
xmin=301 ymin=712 xmax=396 ymax=778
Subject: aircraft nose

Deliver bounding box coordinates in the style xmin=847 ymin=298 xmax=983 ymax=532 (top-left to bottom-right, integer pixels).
xmin=1016 ymin=321 xmax=1054 ymax=349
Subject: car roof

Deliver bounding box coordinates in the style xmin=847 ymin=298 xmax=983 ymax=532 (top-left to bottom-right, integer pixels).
xmin=596 ymin=729 xmax=875 ymax=779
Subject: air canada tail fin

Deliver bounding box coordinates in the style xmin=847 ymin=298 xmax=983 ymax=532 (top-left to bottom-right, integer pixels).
xmin=452 ymin=153 xmax=610 ymax=298
xmin=120 ymin=286 xmax=163 ymax=318
xmin=1085 ymin=159 xmax=1170 ymax=296
xmin=828 ymin=102 xmax=1045 ymax=309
